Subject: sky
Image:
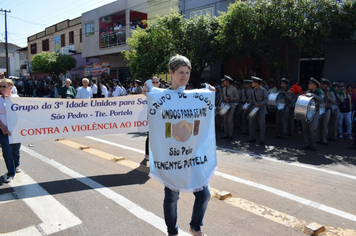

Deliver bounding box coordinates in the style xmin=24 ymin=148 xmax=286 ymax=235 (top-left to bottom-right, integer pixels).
xmin=0 ymin=0 xmax=117 ymax=48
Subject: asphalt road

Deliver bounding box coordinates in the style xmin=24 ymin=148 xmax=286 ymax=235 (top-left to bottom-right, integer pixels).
xmin=1 ymin=126 xmax=355 ymax=236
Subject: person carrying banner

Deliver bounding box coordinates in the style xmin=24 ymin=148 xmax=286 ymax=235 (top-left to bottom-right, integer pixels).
xmin=0 ymin=78 xmax=21 ymax=183
xmin=143 ymin=55 xmax=215 ymax=236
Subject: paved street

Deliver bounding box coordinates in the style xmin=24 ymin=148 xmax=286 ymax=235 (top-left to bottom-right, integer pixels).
xmin=1 ymin=126 xmax=356 ymax=236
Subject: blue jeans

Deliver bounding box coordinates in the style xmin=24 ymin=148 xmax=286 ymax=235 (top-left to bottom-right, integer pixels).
xmin=0 ymin=131 xmax=21 ymax=177
xmin=164 ymin=185 xmax=211 ymax=235
xmin=338 ymin=111 xmax=352 ymax=134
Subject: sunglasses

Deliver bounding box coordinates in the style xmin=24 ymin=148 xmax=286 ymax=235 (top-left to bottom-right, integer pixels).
xmin=0 ymin=85 xmax=7 ymax=88
xmin=152 ymin=81 xmax=159 ymax=84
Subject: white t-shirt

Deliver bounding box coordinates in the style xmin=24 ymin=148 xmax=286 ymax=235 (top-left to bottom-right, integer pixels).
xmin=91 ymin=84 xmax=98 ymax=95
xmin=76 ymin=86 xmax=93 ymax=99
xmin=0 ymin=94 xmax=19 ymax=126
xmin=101 ymin=85 xmax=108 ymax=98
xmin=112 ymin=85 xmax=123 ymax=97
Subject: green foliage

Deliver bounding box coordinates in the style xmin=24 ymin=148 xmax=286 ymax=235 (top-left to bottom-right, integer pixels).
xmin=31 ymin=52 xmax=77 ymax=80
xmin=218 ymin=0 xmax=356 ymax=79
xmin=123 ymin=11 xmax=220 ymax=84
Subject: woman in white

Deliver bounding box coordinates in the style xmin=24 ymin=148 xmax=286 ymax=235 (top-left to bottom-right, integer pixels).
xmin=0 ymin=78 xmax=21 ymax=183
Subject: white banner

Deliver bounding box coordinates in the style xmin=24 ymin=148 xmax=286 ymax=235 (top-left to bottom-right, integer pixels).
xmin=147 ymin=87 xmax=217 ymax=192
xmin=6 ymin=96 xmax=148 ymax=143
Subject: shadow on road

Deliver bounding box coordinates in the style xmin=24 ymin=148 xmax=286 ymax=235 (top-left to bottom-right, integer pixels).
xmin=216 ymin=126 xmax=356 ymax=167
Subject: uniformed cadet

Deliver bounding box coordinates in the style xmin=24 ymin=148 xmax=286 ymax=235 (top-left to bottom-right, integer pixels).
xmin=301 ymin=78 xmax=324 ymax=151
xmin=239 ymin=79 xmax=253 ymax=135
xmin=276 ymin=78 xmax=292 ymax=139
xmin=316 ymin=78 xmax=336 ymax=145
xmin=246 ymin=76 xmax=268 ymax=145
xmin=232 ymin=81 xmax=242 ymax=129
xmin=328 ymin=82 xmax=344 ymax=141
xmin=221 ymin=75 xmax=239 ymax=140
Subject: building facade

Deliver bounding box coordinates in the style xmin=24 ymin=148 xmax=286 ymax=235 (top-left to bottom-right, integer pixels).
xmin=81 ymin=0 xmax=178 ymax=83
xmin=179 ymin=0 xmax=235 ymax=82
xmin=0 ymin=43 xmax=21 ymax=77
xmin=27 ymin=17 xmax=87 ymax=80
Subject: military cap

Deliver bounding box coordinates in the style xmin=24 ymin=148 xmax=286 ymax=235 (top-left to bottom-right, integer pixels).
xmin=321 ymin=78 xmax=331 ymax=85
xmin=308 ymin=77 xmax=320 ymax=87
xmin=223 ymin=75 xmax=233 ymax=83
xmin=281 ymin=78 xmax=289 ymax=84
xmin=134 ymin=79 xmax=142 ymax=84
xmin=233 ymin=80 xmax=241 ymax=86
xmin=332 ymin=82 xmax=340 ymax=87
xmin=251 ymin=76 xmax=263 ymax=83
xmin=243 ymin=79 xmax=252 ymax=84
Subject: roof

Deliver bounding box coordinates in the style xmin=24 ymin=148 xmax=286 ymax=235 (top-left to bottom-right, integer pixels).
xmin=0 ymin=43 xmax=21 ymax=50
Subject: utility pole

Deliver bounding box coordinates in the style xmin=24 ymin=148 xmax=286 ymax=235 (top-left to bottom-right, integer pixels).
xmin=0 ymin=9 xmax=11 ymax=77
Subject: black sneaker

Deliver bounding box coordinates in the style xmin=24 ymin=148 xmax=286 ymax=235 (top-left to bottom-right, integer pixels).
xmin=4 ymin=175 xmax=14 ymax=183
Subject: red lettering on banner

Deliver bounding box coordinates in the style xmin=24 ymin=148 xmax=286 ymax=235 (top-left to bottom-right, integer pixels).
xmin=63 ymin=126 xmax=69 ymax=133
xmin=71 ymin=122 xmax=119 ymax=132
xmin=20 ymin=127 xmax=60 ymax=136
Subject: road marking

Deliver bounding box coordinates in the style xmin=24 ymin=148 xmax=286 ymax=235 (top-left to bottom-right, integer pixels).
xmin=84 ymin=136 xmax=356 ymax=222
xmin=21 ymin=146 xmax=191 ymax=236
xmin=215 ymin=171 xmax=356 ymax=222
xmin=79 ymin=136 xmax=356 ymax=233
xmin=5 ymin=171 xmax=82 ymax=235
xmin=86 ymin=136 xmax=145 ymax=154
xmin=216 ymin=146 xmax=356 ymax=181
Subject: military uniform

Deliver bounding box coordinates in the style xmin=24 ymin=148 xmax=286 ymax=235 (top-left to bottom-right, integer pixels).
xmin=276 ymin=78 xmax=292 ymax=138
xmin=221 ymin=76 xmax=239 ymax=139
xmin=247 ymin=77 xmax=268 ymax=144
xmin=316 ymin=79 xmax=336 ymax=145
xmin=302 ymin=78 xmax=324 ymax=151
xmin=239 ymin=80 xmax=253 ymax=134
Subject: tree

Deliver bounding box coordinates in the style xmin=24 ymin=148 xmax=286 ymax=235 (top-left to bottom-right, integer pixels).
xmin=218 ymin=0 xmax=356 ymax=82
xmin=123 ymin=11 xmax=220 ymax=86
xmin=31 ymin=52 xmax=77 ymax=81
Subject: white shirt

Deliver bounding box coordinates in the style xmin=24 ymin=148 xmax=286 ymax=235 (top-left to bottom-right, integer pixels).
xmin=91 ymin=84 xmax=98 ymax=94
xmin=76 ymin=86 xmax=93 ymax=99
xmin=101 ymin=85 xmax=108 ymax=98
xmin=12 ymin=86 xmax=18 ymax=95
xmin=0 ymin=94 xmax=19 ymax=126
xmin=112 ymin=85 xmax=122 ymax=97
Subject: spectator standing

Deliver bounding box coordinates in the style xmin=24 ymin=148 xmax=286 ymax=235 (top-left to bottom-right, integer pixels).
xmin=346 ymin=85 xmax=356 ymax=111
xmin=133 ymin=80 xmax=143 ymax=94
xmin=338 ymin=86 xmax=353 ymax=140
xmin=76 ymin=78 xmax=93 ymax=99
xmin=328 ymin=82 xmax=344 ymax=141
xmin=112 ymin=81 xmax=123 ymax=97
xmin=99 ymin=81 xmax=108 ymax=98
xmin=58 ymin=79 xmax=76 ymax=99
xmin=90 ymin=80 xmax=98 ymax=98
